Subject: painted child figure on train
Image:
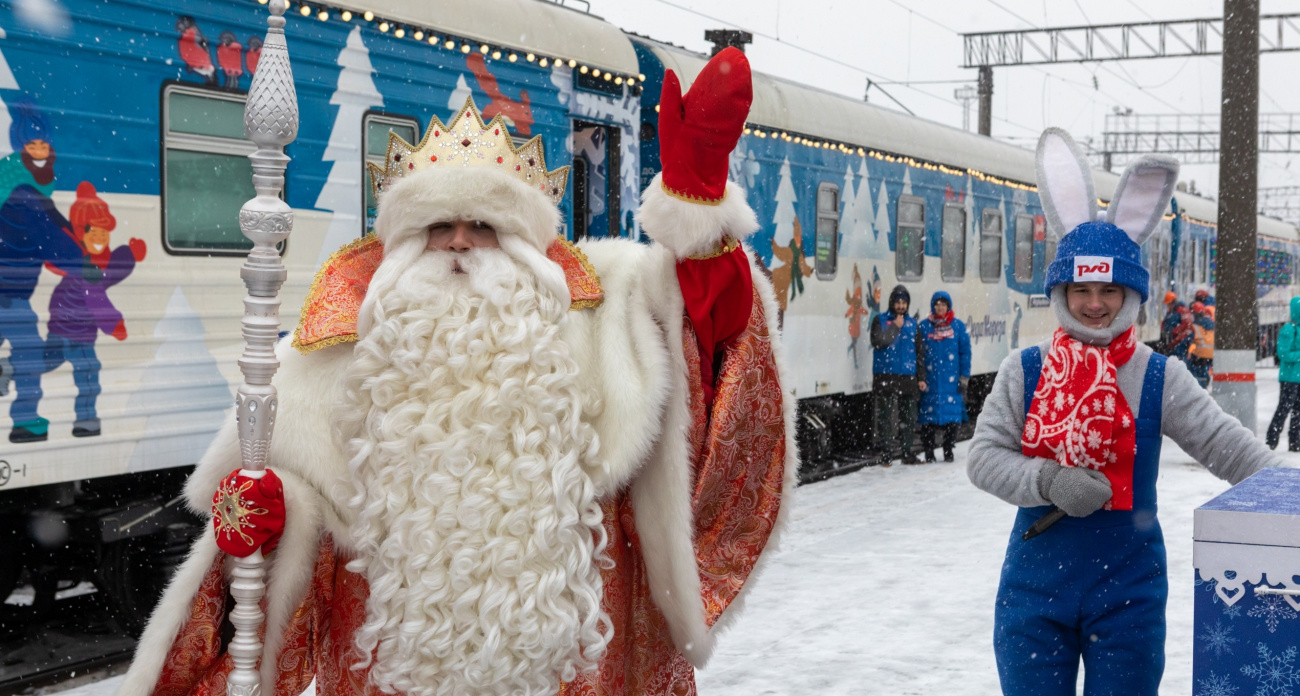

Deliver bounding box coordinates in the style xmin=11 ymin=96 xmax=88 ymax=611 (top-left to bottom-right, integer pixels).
xmin=968 ymin=128 xmax=1282 ymax=695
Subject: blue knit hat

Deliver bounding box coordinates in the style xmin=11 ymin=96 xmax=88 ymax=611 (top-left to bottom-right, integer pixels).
xmin=9 ymin=99 xmax=52 ymax=152
xmin=1044 ymin=221 xmax=1149 ymax=301
xmin=1035 ymin=127 xmax=1178 ymax=304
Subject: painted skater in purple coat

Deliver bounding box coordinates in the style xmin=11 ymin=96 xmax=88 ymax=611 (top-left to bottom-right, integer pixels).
xmin=43 ymin=182 xmax=146 ymax=437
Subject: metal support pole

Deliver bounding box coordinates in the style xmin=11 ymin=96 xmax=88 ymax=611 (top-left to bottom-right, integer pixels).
xmin=227 ymin=2 xmax=298 ymax=695
xmin=977 ymin=66 xmax=993 ymax=137
xmin=1214 ymin=0 xmax=1260 ymax=431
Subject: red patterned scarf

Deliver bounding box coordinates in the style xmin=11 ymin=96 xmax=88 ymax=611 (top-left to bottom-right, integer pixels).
xmin=1021 ymin=326 xmax=1138 ymax=511
xmin=927 ymin=311 xmax=955 ymax=340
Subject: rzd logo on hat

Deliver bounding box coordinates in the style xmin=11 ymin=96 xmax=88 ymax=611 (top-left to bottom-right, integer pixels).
xmin=1073 ymin=255 xmax=1113 ymax=282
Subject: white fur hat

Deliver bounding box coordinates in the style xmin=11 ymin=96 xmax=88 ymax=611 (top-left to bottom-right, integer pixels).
xmin=372 ymin=164 xmax=561 ymax=255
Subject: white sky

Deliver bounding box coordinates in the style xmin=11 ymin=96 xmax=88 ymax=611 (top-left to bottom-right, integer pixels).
xmin=585 ymin=0 xmax=1300 ymax=201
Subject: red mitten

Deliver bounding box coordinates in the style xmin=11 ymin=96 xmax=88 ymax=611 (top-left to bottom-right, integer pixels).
xmin=110 ymin=320 xmax=127 ymax=341
xmin=128 ymin=237 xmax=147 ymax=262
xmin=212 ymin=469 xmax=285 ymax=557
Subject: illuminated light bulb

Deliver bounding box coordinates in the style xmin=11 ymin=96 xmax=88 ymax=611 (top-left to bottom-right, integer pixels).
xmin=428 ymin=35 xmax=437 ymax=45
xmin=526 ymin=53 xmax=536 ymax=62
xmin=317 ymin=10 xmax=327 ymax=20
xmin=603 ymin=72 xmax=611 ymax=81
xmin=461 ymin=44 xmax=471 ymax=53
xmin=540 ymin=57 xmax=549 ymax=67
xmin=565 ymin=59 xmax=574 ymax=68
xmin=300 ymin=5 xmax=311 ymax=16
xmin=258 ymin=0 xmax=268 ymax=4
xmin=591 ymin=69 xmax=601 ymax=77
xmin=414 ymin=30 xmax=423 ymax=40
xmin=615 ymin=76 xmax=623 ymax=85
xmin=394 ymin=27 xmax=405 ymax=38
xmin=627 ymin=78 xmax=636 ymax=86
xmin=480 ymin=44 xmax=489 ymax=54
xmin=638 ymin=73 xmax=646 ymax=81
xmin=363 ymin=11 xmax=374 ymax=20
xmin=508 ymin=53 xmax=517 ymax=62
xmin=341 ymin=10 xmax=351 ymax=20
xmin=378 ymin=22 xmax=389 ymax=32
xmin=445 ymin=40 xmax=455 ymax=49
xmin=743 ymin=128 xmax=751 ymax=135
xmin=655 ymin=104 xmax=660 ymax=113
xmin=492 ymin=50 xmax=501 ymax=59
xmin=580 ymin=65 xmax=588 ymax=74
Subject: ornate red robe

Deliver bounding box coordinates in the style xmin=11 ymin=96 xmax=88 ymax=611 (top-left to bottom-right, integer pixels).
xmin=129 ymin=236 xmax=793 ymax=696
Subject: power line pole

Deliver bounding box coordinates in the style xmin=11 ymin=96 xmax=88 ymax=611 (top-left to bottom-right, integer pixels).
xmin=954 ymin=85 xmax=979 ymax=131
xmin=1216 ymin=0 xmax=1261 ymax=430
xmin=977 ymin=66 xmax=992 ymax=136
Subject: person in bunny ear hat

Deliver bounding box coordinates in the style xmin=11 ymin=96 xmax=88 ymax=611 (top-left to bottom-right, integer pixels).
xmin=968 ymin=128 xmax=1282 ymax=695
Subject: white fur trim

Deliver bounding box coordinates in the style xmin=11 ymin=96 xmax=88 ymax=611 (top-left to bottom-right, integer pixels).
xmin=636 ymin=173 xmax=759 ymax=259
xmin=567 ymin=239 xmax=672 ymax=497
xmin=629 ymin=243 xmax=712 ymax=666
xmin=118 ymin=469 xmax=330 ymax=696
xmin=374 ymin=165 xmax=560 ymax=255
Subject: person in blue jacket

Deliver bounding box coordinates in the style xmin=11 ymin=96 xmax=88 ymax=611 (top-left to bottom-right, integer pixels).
xmin=917 ymin=291 xmax=971 ymax=463
xmin=870 ymin=284 xmax=924 ymax=464
xmin=1267 ymin=296 xmax=1300 ymax=450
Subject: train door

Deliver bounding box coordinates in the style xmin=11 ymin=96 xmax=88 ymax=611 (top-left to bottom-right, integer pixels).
xmin=571 ymin=121 xmax=621 ymax=241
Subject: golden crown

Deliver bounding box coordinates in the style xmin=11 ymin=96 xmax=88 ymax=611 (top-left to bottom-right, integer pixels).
xmin=367 ymin=97 xmax=569 ymax=207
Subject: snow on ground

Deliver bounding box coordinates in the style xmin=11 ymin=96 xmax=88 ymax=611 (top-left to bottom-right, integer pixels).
xmin=697 ymin=367 xmax=1300 ymax=696
xmin=48 ymin=369 xmax=1300 ymax=696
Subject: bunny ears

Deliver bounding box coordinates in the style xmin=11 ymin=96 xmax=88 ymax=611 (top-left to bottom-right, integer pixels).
xmin=1035 ymin=127 xmax=1180 ymax=247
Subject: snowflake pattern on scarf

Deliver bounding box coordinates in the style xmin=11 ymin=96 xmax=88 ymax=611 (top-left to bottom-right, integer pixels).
xmin=1021 ymin=326 xmax=1138 ymax=510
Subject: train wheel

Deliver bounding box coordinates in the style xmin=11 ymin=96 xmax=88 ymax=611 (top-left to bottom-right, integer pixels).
xmin=97 ymin=521 xmax=201 ymax=637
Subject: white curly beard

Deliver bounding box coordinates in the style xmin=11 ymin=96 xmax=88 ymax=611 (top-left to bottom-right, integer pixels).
xmin=335 ymin=246 xmax=611 ymax=696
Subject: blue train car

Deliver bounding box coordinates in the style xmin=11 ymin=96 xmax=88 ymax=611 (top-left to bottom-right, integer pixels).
xmin=0 ymin=0 xmax=1297 ymax=667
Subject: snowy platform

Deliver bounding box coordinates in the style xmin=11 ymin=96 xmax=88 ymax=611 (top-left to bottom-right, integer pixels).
xmin=50 ymin=369 xmax=1300 ymax=696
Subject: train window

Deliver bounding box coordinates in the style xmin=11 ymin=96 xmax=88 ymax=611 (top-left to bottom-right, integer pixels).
xmin=1200 ymin=239 xmax=1211 ymax=284
xmin=1013 ymin=213 xmax=1034 ymax=283
xmin=980 ymin=208 xmax=1003 ymax=283
xmin=162 ymin=85 xmax=259 ymax=253
xmin=363 ymin=113 xmax=420 ymax=236
xmin=896 ymin=195 xmax=925 ymax=281
xmin=815 ymin=183 xmax=839 ymax=280
xmin=941 ymin=203 xmax=966 ymax=281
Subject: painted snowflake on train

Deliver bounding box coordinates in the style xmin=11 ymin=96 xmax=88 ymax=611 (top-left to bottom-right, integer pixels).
xmin=1247 ymin=595 xmax=1299 ymax=633
xmin=1241 ymin=643 xmax=1300 ymax=696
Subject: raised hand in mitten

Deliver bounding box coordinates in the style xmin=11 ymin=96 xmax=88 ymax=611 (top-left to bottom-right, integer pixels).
xmin=1038 ymin=461 xmax=1111 ymax=517
xmin=212 ymin=468 xmax=285 ymax=557
xmin=128 ymin=237 xmax=147 ymax=262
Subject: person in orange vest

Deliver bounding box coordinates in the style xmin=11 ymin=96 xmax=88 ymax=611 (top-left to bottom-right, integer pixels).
xmin=1187 ymin=301 xmax=1214 ymax=389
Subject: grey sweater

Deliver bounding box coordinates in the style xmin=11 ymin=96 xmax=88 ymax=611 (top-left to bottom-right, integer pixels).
xmin=968 ymin=291 xmax=1280 ymax=507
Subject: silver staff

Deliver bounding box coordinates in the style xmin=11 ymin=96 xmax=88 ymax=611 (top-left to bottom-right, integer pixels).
xmin=228 ymin=1 xmax=298 ymax=695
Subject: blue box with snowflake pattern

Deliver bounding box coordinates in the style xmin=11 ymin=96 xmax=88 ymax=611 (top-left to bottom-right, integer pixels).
xmin=1194 ymin=468 xmax=1300 ymax=695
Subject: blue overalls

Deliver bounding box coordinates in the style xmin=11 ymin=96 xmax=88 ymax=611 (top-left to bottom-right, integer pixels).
xmin=994 ymin=347 xmax=1168 ymax=696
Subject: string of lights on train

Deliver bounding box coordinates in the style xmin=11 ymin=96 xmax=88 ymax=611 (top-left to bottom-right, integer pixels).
xmin=253 ymin=0 xmax=1233 ymax=233
xmin=255 ymin=0 xmax=644 ymax=88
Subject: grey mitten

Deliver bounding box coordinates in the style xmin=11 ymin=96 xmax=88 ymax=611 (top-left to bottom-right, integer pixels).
xmin=1037 ymin=461 xmax=1112 ymax=517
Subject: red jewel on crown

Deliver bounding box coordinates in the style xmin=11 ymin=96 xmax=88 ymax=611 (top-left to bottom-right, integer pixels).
xmin=430 ymin=155 xmax=438 ymax=162
xmin=497 ymin=156 xmax=504 ymax=164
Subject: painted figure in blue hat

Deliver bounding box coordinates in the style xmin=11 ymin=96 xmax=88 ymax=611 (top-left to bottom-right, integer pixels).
xmin=0 ymin=98 xmax=83 ymax=443
xmin=968 ymin=128 xmax=1282 ymax=695
xmin=917 ymin=290 xmax=970 ymax=462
